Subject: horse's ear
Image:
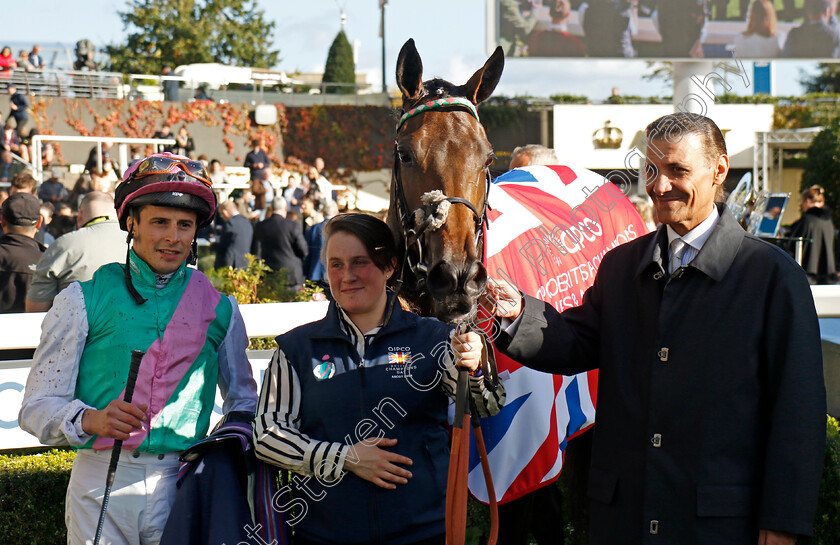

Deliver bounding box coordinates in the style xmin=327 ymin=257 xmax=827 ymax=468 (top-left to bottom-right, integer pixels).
xmin=396 ymin=39 xmax=424 ymax=100
xmin=463 ymin=46 xmax=505 ymax=105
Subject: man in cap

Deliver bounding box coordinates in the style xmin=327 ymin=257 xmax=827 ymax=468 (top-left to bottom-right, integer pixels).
xmin=19 ymin=152 xmax=258 ymax=545
xmin=0 ymin=192 xmax=45 ymax=312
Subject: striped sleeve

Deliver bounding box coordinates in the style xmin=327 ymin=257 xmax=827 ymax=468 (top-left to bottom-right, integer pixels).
xmin=253 ymin=348 xmax=347 ymax=482
xmin=438 ymin=333 xmax=506 ymax=418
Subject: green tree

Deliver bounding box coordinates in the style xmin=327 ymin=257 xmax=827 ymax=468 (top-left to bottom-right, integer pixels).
xmin=802 ymin=119 xmax=840 ymax=226
xmin=322 ymin=30 xmax=356 ymax=94
xmin=642 ymin=61 xmax=673 ymax=86
xmin=105 ymin=0 xmax=279 ymax=74
xmin=801 ymin=63 xmax=840 ymax=94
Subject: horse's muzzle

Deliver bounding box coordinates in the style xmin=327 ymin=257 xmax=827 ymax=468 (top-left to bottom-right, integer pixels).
xmin=426 ymin=260 xmax=487 ymax=322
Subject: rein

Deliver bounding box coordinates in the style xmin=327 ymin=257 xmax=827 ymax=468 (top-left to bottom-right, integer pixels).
xmin=390 ymin=96 xmax=499 ymax=545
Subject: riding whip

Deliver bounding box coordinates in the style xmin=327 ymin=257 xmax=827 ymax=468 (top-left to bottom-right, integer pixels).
xmin=93 ymin=349 xmax=144 ymax=545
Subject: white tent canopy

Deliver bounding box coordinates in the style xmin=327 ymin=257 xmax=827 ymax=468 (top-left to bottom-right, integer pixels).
xmin=173 ymin=63 xmax=302 ymax=89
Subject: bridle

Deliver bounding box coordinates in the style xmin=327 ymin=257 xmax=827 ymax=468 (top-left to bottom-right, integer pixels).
xmin=391 ymin=96 xmax=492 ymax=293
xmin=390 ymin=95 xmax=500 ymax=545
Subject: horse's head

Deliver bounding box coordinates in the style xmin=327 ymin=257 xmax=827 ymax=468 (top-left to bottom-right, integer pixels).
xmin=388 ymin=39 xmax=504 ymax=323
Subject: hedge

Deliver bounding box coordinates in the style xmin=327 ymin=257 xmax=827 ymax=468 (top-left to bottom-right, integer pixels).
xmin=3 ymin=419 xmax=839 ymax=543
xmin=0 ymin=448 xmax=74 ymax=544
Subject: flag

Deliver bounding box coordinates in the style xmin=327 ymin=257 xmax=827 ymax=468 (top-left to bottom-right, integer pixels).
xmin=468 ymin=164 xmax=649 ymax=504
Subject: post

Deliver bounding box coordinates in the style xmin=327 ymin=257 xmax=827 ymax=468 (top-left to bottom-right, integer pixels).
xmin=96 ymin=141 xmax=103 ymax=173
xmin=118 ymin=144 xmax=129 ymax=175
xmin=380 ymin=0 xmax=388 ymax=94
xmin=672 ymin=61 xmax=716 ymax=117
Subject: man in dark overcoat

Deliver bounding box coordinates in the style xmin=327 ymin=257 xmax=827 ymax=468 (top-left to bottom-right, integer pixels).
xmin=483 ymin=112 xmax=826 ymax=545
xmin=213 ymin=199 xmax=253 ymax=269
xmin=251 ymin=196 xmax=307 ymax=289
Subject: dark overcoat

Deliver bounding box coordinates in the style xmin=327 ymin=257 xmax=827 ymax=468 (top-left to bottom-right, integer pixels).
xmin=251 ymin=214 xmax=307 ymax=284
xmin=789 ymin=206 xmax=836 ymax=282
xmin=498 ymin=205 xmax=826 ymax=544
xmin=214 ymin=213 xmax=253 ymax=270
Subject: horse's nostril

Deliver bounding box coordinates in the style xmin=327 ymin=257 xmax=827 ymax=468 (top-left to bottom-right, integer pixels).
xmin=463 ymin=261 xmax=487 ymax=297
xmin=427 ymin=262 xmax=458 ymax=297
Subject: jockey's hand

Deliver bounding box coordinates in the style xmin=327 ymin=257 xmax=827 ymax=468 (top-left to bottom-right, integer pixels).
xmin=344 ymin=438 xmax=413 ymax=490
xmin=481 ymin=277 xmax=523 ymax=320
xmin=81 ymin=400 xmax=148 ymax=440
xmin=451 ymin=331 xmax=482 ymax=373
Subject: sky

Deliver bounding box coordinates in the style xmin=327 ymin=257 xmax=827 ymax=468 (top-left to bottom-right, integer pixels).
xmin=0 ymin=0 xmax=819 ymax=100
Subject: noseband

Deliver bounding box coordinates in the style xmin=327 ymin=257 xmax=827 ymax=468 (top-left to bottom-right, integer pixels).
xmin=392 ymin=96 xmax=491 ymax=286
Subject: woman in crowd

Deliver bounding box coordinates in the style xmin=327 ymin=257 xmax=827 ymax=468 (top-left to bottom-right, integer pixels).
xmin=0 ymin=117 xmax=29 ymax=162
xmin=209 ymin=158 xmax=229 ymax=185
xmin=732 ymin=0 xmax=782 ymax=58
xmin=254 ymin=213 xmax=504 ymax=545
xmin=69 ymin=171 xmax=94 ymax=210
xmin=173 ymin=125 xmax=195 ymax=158
xmin=790 ymin=184 xmax=837 ymax=284
xmin=17 ymin=49 xmax=35 ymax=71
xmin=0 ymin=46 xmax=17 ymax=72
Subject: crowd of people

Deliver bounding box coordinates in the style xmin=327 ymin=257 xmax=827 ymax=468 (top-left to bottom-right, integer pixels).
xmin=211 ymin=141 xmax=345 ymax=289
xmin=15 ymin=149 xmax=493 ymax=545
xmin=0 ymin=104 xmax=828 ymax=545
xmin=0 ymin=108 xmax=361 ymax=316
xmin=500 ymin=0 xmax=840 ymax=59
xmin=0 ymin=45 xmax=44 ymax=72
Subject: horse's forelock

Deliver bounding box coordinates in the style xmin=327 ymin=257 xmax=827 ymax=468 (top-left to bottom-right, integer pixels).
xmin=422 ymin=79 xmax=461 ymax=99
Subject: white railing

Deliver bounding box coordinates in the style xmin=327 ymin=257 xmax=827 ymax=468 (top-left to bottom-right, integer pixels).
xmin=29 ymin=135 xmax=176 ymax=183
xmin=0 ymin=300 xmax=329 ymax=450
xmin=3 ymin=288 xmax=840 ymax=450
xmin=0 ymin=68 xmax=124 ymax=99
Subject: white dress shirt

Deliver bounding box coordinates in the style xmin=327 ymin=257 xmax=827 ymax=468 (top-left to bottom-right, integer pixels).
xmin=665 ymin=205 xmax=720 ymax=269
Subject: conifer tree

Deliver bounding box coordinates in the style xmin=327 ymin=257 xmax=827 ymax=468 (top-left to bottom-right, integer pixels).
xmin=322 ymin=30 xmax=356 ymax=95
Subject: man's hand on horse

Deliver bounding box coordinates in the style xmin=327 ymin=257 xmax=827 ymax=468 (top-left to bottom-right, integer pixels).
xmin=451 ymin=331 xmax=483 ymax=373
xmin=344 ymin=437 xmax=414 ymax=490
xmin=81 ymin=400 xmax=148 ymax=440
xmin=481 ymin=277 xmax=523 ymax=320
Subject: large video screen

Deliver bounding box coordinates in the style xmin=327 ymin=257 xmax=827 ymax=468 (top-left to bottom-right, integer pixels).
xmin=487 ymin=0 xmax=836 ymax=60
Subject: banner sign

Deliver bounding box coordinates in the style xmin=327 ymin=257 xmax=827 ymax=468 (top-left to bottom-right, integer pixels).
xmin=468 ymin=164 xmax=648 ymax=503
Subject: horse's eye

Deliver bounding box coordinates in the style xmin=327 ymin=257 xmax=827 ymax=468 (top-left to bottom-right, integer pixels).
xmin=398 ymin=148 xmax=413 ymax=164
xmin=485 ymin=153 xmax=496 ymax=168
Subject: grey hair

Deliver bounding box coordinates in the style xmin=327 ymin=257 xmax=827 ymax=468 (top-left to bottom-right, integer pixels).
xmin=323 ymin=200 xmax=339 ymax=217
xmin=272 ymin=196 xmax=287 ymax=210
xmin=511 ymin=144 xmax=558 ymax=166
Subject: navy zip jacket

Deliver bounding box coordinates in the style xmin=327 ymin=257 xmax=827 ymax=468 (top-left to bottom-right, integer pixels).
xmin=255 ymin=296 xmax=505 ymax=545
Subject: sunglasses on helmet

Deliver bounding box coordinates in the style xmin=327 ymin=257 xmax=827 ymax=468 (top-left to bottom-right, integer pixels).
xmin=132 ymin=156 xmax=212 ymax=187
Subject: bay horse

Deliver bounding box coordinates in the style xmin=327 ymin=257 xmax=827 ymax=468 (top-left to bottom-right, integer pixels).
xmin=387 ymin=39 xmax=504 ymax=545
xmin=387 ymin=39 xmax=504 ymax=324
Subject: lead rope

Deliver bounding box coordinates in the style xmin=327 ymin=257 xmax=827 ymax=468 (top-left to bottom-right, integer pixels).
xmin=446 ymin=322 xmax=498 ymax=545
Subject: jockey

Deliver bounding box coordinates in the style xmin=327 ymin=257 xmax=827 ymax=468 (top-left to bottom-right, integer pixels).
xmin=19 ymin=152 xmax=258 ymax=545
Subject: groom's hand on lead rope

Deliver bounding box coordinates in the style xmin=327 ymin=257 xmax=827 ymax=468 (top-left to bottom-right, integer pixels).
xmin=451 ymin=331 xmax=482 ymax=373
